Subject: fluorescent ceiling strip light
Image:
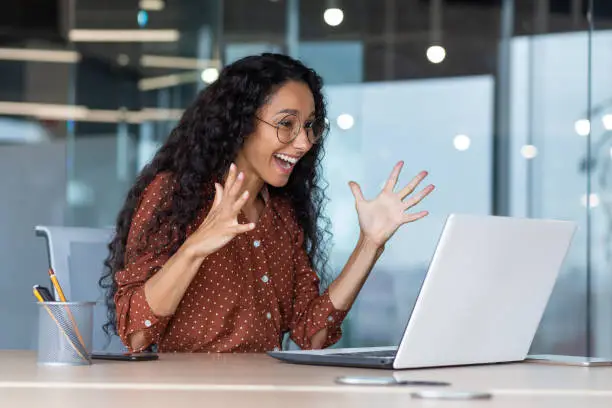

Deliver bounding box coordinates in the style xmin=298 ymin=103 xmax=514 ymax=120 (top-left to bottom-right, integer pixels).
xmin=0 ymin=48 xmax=81 ymax=63
xmin=68 ymin=29 xmax=180 ymax=43
xmin=138 ymin=74 xmax=182 ymax=91
xmin=0 ymin=101 xmax=183 ymax=123
xmin=0 ymin=102 xmax=88 ymax=120
xmin=84 ymin=109 xmax=129 ymax=123
xmin=141 ymin=54 xmax=220 ymax=70
xmin=138 ymin=71 xmax=200 ymax=91
xmin=133 ymin=108 xmax=183 ymax=122
xmin=139 ymin=0 xmax=165 ymax=11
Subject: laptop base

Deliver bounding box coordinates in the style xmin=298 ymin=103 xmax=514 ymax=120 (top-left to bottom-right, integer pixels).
xmin=267 ymin=351 xmax=395 ymax=369
xmin=525 ymin=354 xmax=612 ymax=367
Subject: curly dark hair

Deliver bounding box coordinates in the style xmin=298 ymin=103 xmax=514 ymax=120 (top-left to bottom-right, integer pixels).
xmin=99 ymin=53 xmax=333 ymax=338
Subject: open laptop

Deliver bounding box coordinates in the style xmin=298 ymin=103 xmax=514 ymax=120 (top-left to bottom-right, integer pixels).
xmin=268 ymin=214 xmax=576 ymax=370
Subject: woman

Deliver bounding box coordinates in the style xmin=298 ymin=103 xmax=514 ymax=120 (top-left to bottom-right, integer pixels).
xmin=100 ymin=53 xmax=434 ymax=353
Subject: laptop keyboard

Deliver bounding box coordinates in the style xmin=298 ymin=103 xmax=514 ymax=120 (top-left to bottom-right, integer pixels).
xmin=330 ymin=350 xmax=397 ymax=358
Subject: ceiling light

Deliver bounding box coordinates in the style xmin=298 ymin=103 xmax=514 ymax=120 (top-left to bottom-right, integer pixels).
xmin=426 ymin=45 xmax=446 ymax=64
xmin=0 ymin=48 xmax=80 ymax=63
xmin=201 ymin=68 xmax=219 ymax=84
xmin=68 ymin=29 xmax=180 ymax=43
xmin=139 ymin=72 xmax=197 ymax=91
xmin=336 ymin=113 xmax=354 ymax=130
xmin=140 ymin=55 xmax=220 ymax=70
xmin=581 ymin=193 xmax=600 ymax=208
xmin=324 ymin=8 xmax=344 ymax=26
xmin=139 ymin=0 xmax=164 ymax=11
xmin=0 ymin=101 xmax=183 ymax=123
xmin=574 ymin=119 xmax=590 ymax=136
xmin=520 ymin=144 xmax=538 ymax=159
xmin=0 ymin=101 xmax=88 ymax=121
xmin=453 ymin=134 xmax=471 ymax=151
xmin=602 ymin=114 xmax=612 ymax=131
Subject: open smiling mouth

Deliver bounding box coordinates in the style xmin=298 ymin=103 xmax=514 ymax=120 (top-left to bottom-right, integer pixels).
xmin=273 ymin=153 xmax=298 ymax=174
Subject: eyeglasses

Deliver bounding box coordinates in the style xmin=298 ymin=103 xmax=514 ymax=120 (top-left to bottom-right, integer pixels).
xmin=256 ymin=113 xmax=329 ymax=144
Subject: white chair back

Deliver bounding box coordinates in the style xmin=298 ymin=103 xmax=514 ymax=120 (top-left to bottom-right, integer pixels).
xmin=35 ymin=225 xmax=126 ymax=352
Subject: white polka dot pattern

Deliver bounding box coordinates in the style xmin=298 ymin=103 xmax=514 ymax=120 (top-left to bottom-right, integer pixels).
xmin=114 ymin=173 xmax=348 ymax=353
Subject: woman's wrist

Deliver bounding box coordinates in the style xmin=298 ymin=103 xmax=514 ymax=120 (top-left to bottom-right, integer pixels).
xmin=178 ymin=239 xmax=208 ymax=265
xmin=357 ymin=232 xmax=384 ymax=256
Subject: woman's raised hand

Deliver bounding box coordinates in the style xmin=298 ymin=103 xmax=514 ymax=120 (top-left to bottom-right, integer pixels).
xmin=183 ymin=163 xmax=255 ymax=259
xmin=349 ymin=161 xmax=434 ymax=248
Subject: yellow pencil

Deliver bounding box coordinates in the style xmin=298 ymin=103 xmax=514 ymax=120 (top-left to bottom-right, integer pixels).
xmin=48 ymin=268 xmax=88 ymax=355
xmin=48 ymin=268 xmax=67 ymax=302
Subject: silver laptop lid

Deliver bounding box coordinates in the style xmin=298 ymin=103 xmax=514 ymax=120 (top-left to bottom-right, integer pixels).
xmin=394 ymin=214 xmax=576 ymax=369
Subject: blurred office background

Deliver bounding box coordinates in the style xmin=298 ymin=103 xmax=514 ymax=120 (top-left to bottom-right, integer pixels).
xmin=1 ymin=0 xmax=611 ymax=358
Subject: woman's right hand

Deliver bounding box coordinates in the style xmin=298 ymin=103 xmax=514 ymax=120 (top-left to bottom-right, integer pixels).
xmin=182 ymin=163 xmax=255 ymax=260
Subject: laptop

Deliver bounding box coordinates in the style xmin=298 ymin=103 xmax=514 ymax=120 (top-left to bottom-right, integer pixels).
xmin=268 ymin=214 xmax=576 ymax=370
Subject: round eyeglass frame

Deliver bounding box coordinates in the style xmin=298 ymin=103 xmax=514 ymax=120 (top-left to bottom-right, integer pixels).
xmin=256 ymin=113 xmax=329 ymax=144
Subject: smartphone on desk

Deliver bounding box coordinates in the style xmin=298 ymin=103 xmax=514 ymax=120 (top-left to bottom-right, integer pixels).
xmin=91 ymin=352 xmax=159 ymax=362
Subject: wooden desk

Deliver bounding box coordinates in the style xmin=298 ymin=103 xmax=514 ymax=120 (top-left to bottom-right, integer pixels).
xmin=2 ymin=351 xmax=612 ymax=407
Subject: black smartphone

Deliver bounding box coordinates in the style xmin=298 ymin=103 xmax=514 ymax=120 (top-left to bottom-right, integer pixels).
xmin=91 ymin=352 xmax=159 ymax=361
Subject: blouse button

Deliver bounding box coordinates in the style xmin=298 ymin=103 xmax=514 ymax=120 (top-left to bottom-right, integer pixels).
xmin=253 ymin=240 xmax=261 ymax=248
xmin=261 ymin=275 xmax=269 ymax=283
xmin=266 ymin=312 xmax=272 ymax=320
xmin=144 ymin=319 xmax=152 ymax=327
xmin=327 ymin=316 xmax=334 ymax=322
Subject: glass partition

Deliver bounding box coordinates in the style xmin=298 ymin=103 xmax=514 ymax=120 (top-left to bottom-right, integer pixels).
xmin=1 ymin=0 xmax=609 ymax=353
xmin=587 ymin=0 xmax=612 ymax=359
xmin=61 ymin=0 xmax=608 ymax=352
xmin=509 ymin=0 xmax=592 ymax=357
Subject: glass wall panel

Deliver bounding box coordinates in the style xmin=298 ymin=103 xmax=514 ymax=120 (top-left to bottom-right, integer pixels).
xmin=294 ymin=0 xmax=497 ymax=348
xmin=1 ymin=0 xmax=609 ymax=353
xmin=508 ymin=19 xmax=591 ymax=356
xmin=63 ymin=0 xmax=221 ymax=227
xmin=588 ymin=0 xmax=612 ymax=359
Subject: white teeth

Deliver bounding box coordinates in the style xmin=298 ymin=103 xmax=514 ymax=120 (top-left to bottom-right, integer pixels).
xmin=274 ymin=153 xmax=298 ymax=165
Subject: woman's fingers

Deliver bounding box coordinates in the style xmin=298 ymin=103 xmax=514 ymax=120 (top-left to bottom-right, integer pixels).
xmin=383 ymin=161 xmax=404 ymax=193
xmin=232 ymin=190 xmax=250 ymax=213
xmin=403 ymin=184 xmax=435 ymax=209
xmin=398 ymin=171 xmax=428 ymax=200
xmin=224 ymin=162 xmax=238 ymax=192
xmin=211 ymin=183 xmax=223 ymax=209
xmin=230 ymin=222 xmax=256 ymax=234
xmin=402 ymin=210 xmax=429 ymax=224
xmin=349 ymin=181 xmax=365 ymax=203
xmin=227 ymin=171 xmax=244 ymax=200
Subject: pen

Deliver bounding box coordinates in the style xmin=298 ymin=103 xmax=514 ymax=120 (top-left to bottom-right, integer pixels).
xmin=32 ymin=286 xmax=46 ymax=303
xmin=34 ymin=285 xmax=55 ymax=302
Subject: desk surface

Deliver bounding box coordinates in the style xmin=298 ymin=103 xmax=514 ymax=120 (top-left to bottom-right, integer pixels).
xmin=2 ymin=350 xmax=612 ymax=407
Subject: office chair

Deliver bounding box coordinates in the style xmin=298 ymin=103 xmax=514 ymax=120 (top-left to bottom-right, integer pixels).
xmin=35 ymin=225 xmax=126 ymax=353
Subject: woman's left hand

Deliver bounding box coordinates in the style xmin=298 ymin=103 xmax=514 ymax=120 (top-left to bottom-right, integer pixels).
xmin=349 ymin=161 xmax=434 ymax=248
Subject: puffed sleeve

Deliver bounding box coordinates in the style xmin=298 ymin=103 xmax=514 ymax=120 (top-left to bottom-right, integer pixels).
xmin=289 ymin=226 xmax=349 ymax=350
xmin=114 ymin=172 xmax=175 ymax=352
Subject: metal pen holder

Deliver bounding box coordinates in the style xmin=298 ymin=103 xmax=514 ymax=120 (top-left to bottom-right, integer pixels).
xmin=37 ymin=301 xmax=94 ymax=366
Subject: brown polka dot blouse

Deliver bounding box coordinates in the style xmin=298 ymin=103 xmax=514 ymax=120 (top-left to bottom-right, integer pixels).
xmin=114 ymin=173 xmax=348 ymax=353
